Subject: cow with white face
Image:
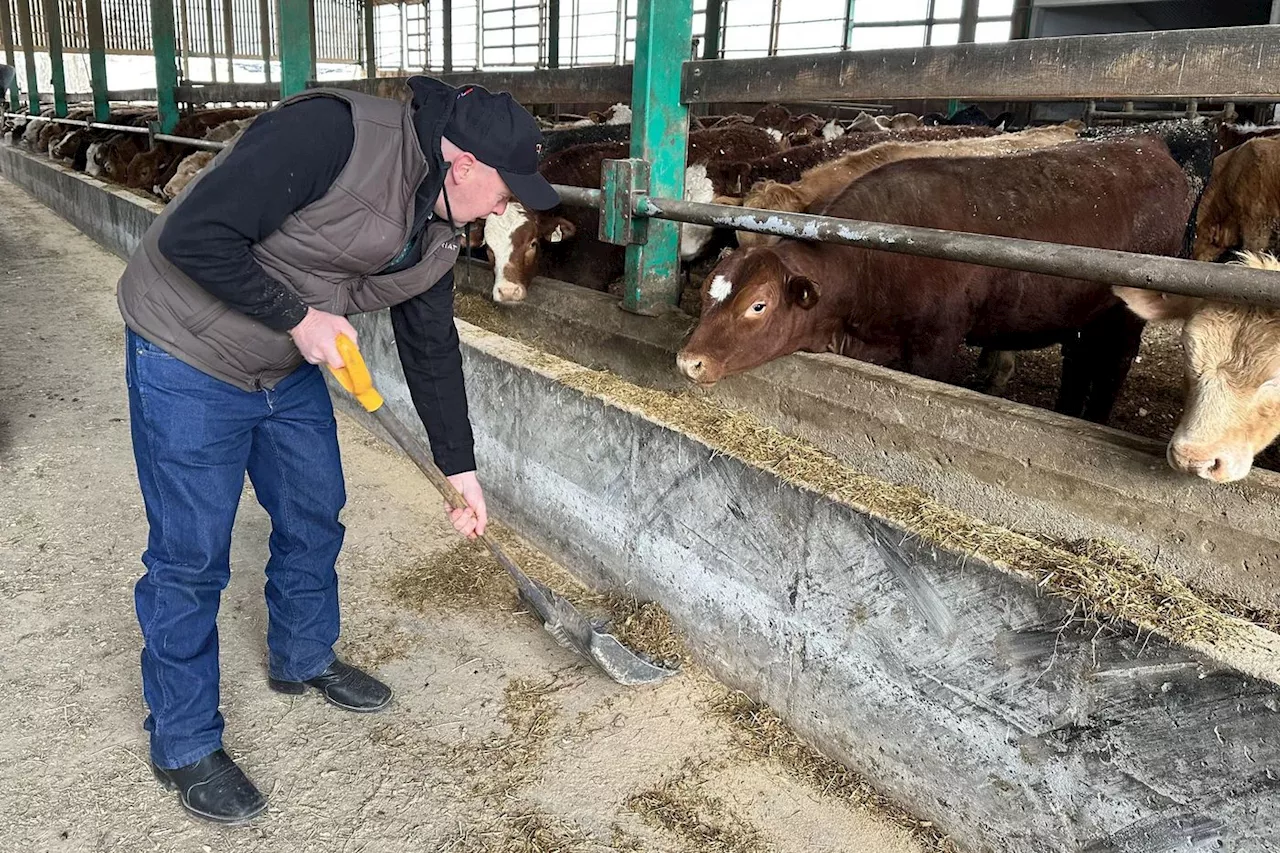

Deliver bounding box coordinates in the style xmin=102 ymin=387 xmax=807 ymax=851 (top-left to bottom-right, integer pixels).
xmin=1115 ymin=252 xmax=1280 ymax=483
xmin=483 ymin=202 xmax=576 ymax=303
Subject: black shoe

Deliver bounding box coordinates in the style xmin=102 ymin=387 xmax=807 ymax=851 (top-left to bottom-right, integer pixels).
xmin=151 ymin=749 xmax=267 ymax=825
xmin=268 ymin=658 xmax=392 ymax=712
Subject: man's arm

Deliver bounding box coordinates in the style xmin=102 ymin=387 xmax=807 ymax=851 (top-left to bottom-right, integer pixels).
xmin=156 ymin=97 xmax=356 ymax=332
xmin=389 ymin=270 xmax=476 ymax=476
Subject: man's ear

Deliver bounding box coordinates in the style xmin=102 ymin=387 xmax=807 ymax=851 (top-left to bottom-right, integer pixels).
xmin=1112 ymin=286 xmax=1201 ymax=321
xmin=787 ymin=275 xmax=820 ymax=309
xmin=540 ymin=216 xmax=576 ymax=243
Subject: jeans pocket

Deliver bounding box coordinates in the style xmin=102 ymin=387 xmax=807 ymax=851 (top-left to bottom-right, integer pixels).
xmin=134 ymin=334 xmax=176 ymax=359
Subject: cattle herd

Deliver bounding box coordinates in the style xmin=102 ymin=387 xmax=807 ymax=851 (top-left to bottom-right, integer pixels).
xmin=4 ymin=98 xmax=1280 ymax=484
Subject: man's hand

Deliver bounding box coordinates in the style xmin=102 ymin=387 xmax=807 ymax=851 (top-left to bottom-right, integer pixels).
xmin=446 ymin=471 xmax=488 ymax=540
xmin=289 ymin=307 xmax=359 ymax=368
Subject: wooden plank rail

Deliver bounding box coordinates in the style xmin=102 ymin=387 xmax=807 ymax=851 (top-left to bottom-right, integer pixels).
xmin=316 ymin=65 xmax=633 ymax=105
xmin=683 ymin=25 xmax=1280 ymax=103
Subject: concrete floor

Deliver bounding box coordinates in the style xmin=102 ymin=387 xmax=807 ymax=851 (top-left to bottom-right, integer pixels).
xmin=0 ymin=175 xmax=936 ymax=852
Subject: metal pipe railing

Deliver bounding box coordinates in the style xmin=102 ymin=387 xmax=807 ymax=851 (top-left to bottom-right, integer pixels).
xmin=548 ymin=182 xmax=1280 ymax=310
xmin=2 ymin=110 xmax=228 ymax=152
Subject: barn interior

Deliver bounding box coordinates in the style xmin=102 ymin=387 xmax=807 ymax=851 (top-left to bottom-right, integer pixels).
xmin=4 ymin=1 xmax=1280 ymax=850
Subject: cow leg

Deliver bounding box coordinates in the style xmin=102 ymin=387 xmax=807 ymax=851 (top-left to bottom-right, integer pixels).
xmin=1059 ymin=305 xmax=1145 ymax=424
xmin=975 ymin=348 xmax=1016 ymax=395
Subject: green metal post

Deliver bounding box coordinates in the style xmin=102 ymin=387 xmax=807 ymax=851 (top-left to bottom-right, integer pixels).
xmin=14 ymin=0 xmax=38 ymax=114
xmin=0 ymin=0 xmax=21 ymax=111
xmin=614 ymin=0 xmax=690 ymax=314
xmin=42 ymin=0 xmax=67 ymax=116
xmin=442 ymin=0 xmax=452 ymax=72
xmin=841 ymin=0 xmax=853 ymax=51
xmin=259 ymin=0 xmax=272 ymax=83
xmin=278 ymin=0 xmax=314 ymax=96
xmin=151 ymin=0 xmax=180 ymax=131
xmin=85 ymin=0 xmax=109 ymax=120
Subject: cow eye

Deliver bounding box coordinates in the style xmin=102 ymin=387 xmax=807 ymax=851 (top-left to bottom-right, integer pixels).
xmin=751 ymin=302 xmax=767 ymax=314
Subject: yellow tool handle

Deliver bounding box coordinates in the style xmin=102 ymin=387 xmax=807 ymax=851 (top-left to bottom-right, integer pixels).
xmin=327 ymin=334 xmax=385 ymax=413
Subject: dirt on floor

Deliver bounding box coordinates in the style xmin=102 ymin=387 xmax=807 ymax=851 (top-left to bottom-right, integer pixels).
xmin=0 ymin=176 xmax=945 ymax=852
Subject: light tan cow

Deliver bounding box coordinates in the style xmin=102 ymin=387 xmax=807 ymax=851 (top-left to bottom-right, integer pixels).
xmin=1193 ymin=137 xmax=1280 ymax=262
xmin=736 ymin=122 xmax=1083 ymax=249
xmin=1114 ymin=252 xmax=1280 ymax=483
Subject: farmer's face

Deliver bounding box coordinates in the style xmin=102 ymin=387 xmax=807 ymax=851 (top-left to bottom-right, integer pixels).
xmin=436 ymin=152 xmax=513 ymax=226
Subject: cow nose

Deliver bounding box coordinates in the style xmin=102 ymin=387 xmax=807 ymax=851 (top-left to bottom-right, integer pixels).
xmin=493 ymin=281 xmax=527 ymax=303
xmin=1168 ymin=441 xmax=1241 ymax=482
xmin=677 ymin=352 xmax=707 ymax=382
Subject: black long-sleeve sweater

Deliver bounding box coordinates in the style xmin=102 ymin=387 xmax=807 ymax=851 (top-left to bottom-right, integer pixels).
xmin=156 ymin=95 xmax=476 ymax=476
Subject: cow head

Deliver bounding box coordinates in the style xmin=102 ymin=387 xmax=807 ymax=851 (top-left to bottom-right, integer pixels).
xmin=1115 ymin=251 xmax=1280 ymax=483
xmin=677 ymin=247 xmax=832 ymax=386
xmin=482 ymin=202 xmax=576 ymax=303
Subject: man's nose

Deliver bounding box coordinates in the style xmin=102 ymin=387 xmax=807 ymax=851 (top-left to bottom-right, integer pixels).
xmin=494 ymin=200 xmax=508 ymax=216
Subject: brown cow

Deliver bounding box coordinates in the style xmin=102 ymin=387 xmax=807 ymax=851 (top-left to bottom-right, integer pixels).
xmin=737 ymin=123 xmax=1082 ymax=248
xmin=703 ymin=125 xmax=998 ymax=197
xmin=1113 ymin=252 xmax=1280 ymax=482
xmin=677 ymin=137 xmax=1192 ymax=424
xmin=1193 ymin=137 xmax=1280 ymax=262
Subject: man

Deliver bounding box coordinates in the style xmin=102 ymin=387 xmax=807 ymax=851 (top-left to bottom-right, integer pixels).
xmin=116 ymin=76 xmax=559 ymax=825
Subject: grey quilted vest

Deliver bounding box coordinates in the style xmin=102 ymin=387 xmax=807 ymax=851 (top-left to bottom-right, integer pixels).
xmin=117 ymin=86 xmax=462 ymax=391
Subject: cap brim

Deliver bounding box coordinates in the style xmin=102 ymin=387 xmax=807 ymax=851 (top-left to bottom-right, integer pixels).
xmin=498 ymin=169 xmax=560 ymax=211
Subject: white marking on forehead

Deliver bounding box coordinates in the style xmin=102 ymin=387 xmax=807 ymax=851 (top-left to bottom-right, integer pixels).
xmin=821 ymin=120 xmax=845 ymax=140
xmin=709 ymin=275 xmax=733 ymax=302
xmin=765 ymin=127 xmax=783 ymax=142
xmin=484 ymin=202 xmax=531 ymax=300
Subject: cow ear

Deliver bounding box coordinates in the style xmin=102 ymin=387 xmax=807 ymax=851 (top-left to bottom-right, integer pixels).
xmin=541 ymin=216 xmax=576 ymax=243
xmin=788 ymin=275 xmax=820 ymax=309
xmin=1113 ymin=286 xmax=1200 ymax=321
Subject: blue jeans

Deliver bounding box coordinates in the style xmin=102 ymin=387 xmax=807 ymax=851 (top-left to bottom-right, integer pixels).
xmin=125 ymin=328 xmax=346 ymax=769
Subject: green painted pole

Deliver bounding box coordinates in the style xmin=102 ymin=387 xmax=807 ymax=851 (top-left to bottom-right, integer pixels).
xmin=14 ymin=0 xmax=39 ymax=114
xmin=85 ymin=0 xmax=110 ymax=120
xmin=278 ymin=0 xmax=313 ymax=96
xmin=151 ymin=0 xmax=180 ymax=131
xmin=841 ymin=0 xmax=854 ymax=50
xmin=0 ymin=0 xmax=21 ymax=111
xmin=544 ymin=0 xmax=555 ymax=68
xmin=42 ymin=0 xmax=66 ymax=116
xmin=619 ymin=0 xmax=690 ymax=314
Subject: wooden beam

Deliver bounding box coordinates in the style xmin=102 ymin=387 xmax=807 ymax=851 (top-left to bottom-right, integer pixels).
xmin=1 ymin=0 xmax=23 ymax=110
xmin=684 ymin=26 xmax=1280 ymax=104
xmin=42 ymin=0 xmax=66 ymax=115
xmin=316 ymin=65 xmax=633 ymax=104
xmin=14 ymin=0 xmax=38 ymax=114
xmin=84 ymin=0 xmax=109 ymax=118
xmin=151 ymin=0 xmax=181 ymax=130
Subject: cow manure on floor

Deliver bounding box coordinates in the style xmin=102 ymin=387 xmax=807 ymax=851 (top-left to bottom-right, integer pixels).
xmin=711 ymin=690 xmax=959 ymax=852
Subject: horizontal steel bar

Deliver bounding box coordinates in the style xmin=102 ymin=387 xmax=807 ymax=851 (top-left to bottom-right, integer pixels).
xmin=550 ymin=183 xmax=1280 ymax=308
xmin=2 ymin=111 xmax=228 ymax=151
xmin=154 ymin=132 xmax=226 ymax=151
xmin=634 ymin=196 xmax=1280 ymax=309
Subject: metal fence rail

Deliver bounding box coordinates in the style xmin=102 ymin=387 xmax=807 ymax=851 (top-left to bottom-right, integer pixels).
xmin=551 ymin=184 xmax=1280 ymax=310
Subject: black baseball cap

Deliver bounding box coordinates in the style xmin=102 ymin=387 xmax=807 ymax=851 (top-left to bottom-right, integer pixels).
xmin=445 ymin=85 xmax=559 ymax=211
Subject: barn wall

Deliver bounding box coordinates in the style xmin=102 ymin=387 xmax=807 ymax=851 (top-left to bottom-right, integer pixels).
xmin=5 ymin=143 xmax=1280 ymax=851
